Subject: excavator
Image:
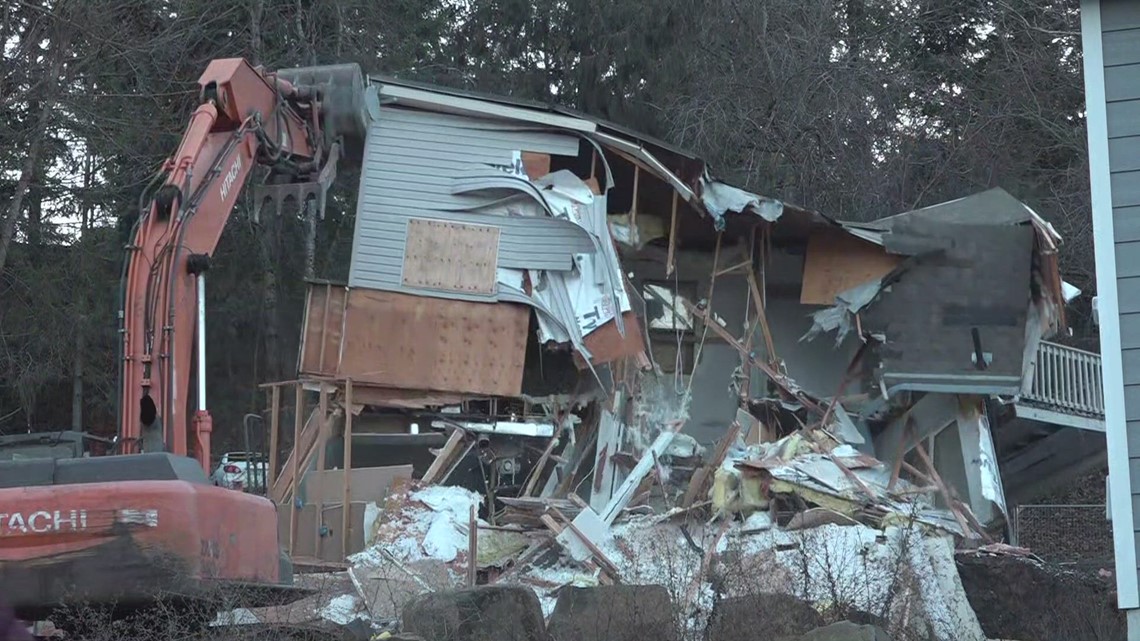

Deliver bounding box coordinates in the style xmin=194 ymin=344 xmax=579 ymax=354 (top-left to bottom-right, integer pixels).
xmin=0 ymin=58 xmax=368 ymax=627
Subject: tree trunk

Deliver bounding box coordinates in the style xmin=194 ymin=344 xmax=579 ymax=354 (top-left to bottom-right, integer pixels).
xmin=0 ymin=102 xmax=51 ymax=276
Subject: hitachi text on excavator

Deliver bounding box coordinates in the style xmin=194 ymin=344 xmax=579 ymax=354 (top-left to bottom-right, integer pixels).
xmin=0 ymin=58 xmax=368 ymax=626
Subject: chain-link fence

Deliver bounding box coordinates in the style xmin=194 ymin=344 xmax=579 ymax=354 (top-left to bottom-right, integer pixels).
xmin=1012 ymin=504 xmax=1113 ymax=569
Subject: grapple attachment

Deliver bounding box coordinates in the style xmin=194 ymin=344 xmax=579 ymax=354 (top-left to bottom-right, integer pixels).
xmin=275 ymin=62 xmax=369 ymax=156
xmin=256 ymin=63 xmax=370 ymax=220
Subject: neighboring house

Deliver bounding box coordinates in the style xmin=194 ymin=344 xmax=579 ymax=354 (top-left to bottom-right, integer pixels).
xmin=1081 ymin=0 xmax=1140 ymax=632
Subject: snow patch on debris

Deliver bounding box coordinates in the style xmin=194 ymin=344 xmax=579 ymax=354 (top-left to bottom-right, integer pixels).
xmin=319 ymin=593 xmax=367 ymax=626
xmin=350 ymin=485 xmax=482 ymax=571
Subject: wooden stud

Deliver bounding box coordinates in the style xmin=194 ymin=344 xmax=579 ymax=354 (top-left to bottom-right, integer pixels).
xmin=666 ymin=191 xmax=679 ymax=276
xmin=269 ymin=385 xmax=281 ymax=490
xmin=315 ymin=384 xmax=329 ymax=552
xmin=467 ymin=504 xmax=478 ymax=587
xmin=629 ymin=165 xmax=640 ymax=231
xmin=913 ymin=442 xmax=971 ymax=536
xmin=289 ymin=383 xmax=304 ymax=556
xmin=423 ymin=429 xmax=466 ymax=484
xmin=746 ymin=270 xmax=777 ymax=364
xmin=341 ymin=379 xmax=354 ymax=557
xmin=318 ymin=284 xmax=332 ymax=371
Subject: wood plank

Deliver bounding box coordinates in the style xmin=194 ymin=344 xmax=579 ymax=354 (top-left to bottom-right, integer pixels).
xmin=299 ymin=284 xmax=347 ymax=375
xmin=337 ymin=290 xmax=529 ymax=396
xmin=800 ymin=228 xmax=902 ymax=305
xmin=289 ymin=385 xmax=304 ymax=556
xmin=401 ymin=218 xmax=500 ymax=295
xmin=349 ymin=385 xmax=469 ymax=409
xmin=422 ymin=429 xmax=467 ymax=484
xmin=271 ymin=401 xmax=324 ymax=504
xmin=1111 ymin=136 xmax=1140 ymax=173
xmin=342 ymin=380 xmax=354 ymax=558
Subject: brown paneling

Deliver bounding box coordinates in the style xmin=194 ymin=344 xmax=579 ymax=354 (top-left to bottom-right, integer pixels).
xmin=401 ymin=219 xmax=500 ymax=295
xmin=576 ymin=311 xmax=646 ymax=367
xmin=337 ymin=289 xmax=530 ymax=396
xmin=522 ymin=152 xmax=551 ymax=179
xmin=800 ymin=228 xmax=902 ymax=305
xmin=302 ymin=465 xmax=413 ymax=504
xmin=299 ymin=284 xmax=347 ymax=375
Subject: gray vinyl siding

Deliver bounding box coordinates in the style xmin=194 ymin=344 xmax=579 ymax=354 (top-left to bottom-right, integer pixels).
xmin=348 ymin=106 xmax=592 ymax=298
xmin=1100 ymin=0 xmax=1140 ymax=555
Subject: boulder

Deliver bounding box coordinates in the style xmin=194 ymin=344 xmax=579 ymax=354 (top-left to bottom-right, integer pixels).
xmin=402 ymin=586 xmax=548 ymax=641
xmin=796 ymin=622 xmax=893 ymax=641
xmin=706 ymin=593 xmax=824 ymax=641
xmin=546 ymin=585 xmax=679 ymax=641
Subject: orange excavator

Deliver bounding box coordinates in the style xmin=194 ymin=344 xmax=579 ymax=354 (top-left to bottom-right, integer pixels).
xmin=0 ymin=58 xmax=367 ymax=624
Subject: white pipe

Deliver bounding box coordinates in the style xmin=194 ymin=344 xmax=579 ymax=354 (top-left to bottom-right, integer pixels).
xmin=196 ymin=273 xmax=206 ymax=412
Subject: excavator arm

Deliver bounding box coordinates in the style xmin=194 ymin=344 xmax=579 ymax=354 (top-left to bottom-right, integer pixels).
xmin=119 ymin=58 xmax=363 ymax=471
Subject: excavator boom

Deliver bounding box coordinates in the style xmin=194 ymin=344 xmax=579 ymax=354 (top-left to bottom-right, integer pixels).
xmin=0 ymin=58 xmax=367 ymax=625
xmin=120 ymin=59 xmax=324 ymax=469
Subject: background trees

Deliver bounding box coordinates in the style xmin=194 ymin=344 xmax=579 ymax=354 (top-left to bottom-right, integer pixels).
xmin=0 ymin=0 xmax=1091 ymax=447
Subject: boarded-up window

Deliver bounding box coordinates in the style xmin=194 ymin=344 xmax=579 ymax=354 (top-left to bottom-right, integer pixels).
xmin=402 ymin=219 xmax=501 ymax=295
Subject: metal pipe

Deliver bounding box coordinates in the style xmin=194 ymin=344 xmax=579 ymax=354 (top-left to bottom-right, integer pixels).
xmin=197 ymin=273 xmax=207 ymax=412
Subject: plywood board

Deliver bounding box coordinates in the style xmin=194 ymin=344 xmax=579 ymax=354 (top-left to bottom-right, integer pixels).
xmin=302 ymin=465 xmax=413 ymax=504
xmin=299 ymin=283 xmax=347 ymax=375
xmin=800 ymin=228 xmax=903 ymax=305
xmin=338 ymin=289 xmax=530 ymax=396
xmin=282 ymin=502 xmax=368 ymax=561
xmin=401 ymin=219 xmax=500 ymax=295
xmin=576 ymin=311 xmax=646 ymax=367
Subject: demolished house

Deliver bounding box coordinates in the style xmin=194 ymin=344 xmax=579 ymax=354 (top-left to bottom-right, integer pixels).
xmin=244 ymin=77 xmax=1079 ymax=639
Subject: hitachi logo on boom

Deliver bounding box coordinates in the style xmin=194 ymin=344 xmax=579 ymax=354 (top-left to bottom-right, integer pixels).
xmin=219 ymin=156 xmax=242 ymax=202
xmin=0 ymin=510 xmax=88 ymax=535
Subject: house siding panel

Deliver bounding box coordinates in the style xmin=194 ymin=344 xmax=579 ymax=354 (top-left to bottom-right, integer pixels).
xmin=1105 ymin=28 xmax=1140 ymax=67
xmin=1108 ymin=100 xmax=1140 ymax=138
xmin=1103 ymin=1 xmax=1140 ymax=31
xmin=1088 ymin=0 xmax=1140 ymax=609
xmin=1106 ymin=64 xmax=1140 ymax=103
xmin=348 ymin=106 xmax=591 ymax=296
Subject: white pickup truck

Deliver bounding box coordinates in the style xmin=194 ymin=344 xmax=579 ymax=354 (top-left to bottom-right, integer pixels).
xmin=210 ymin=451 xmax=269 ymax=494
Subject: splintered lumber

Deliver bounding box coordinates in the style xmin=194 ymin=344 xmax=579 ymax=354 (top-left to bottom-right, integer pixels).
xmin=540 ymin=514 xmax=614 ymax=585
xmin=913 ymin=443 xmax=971 ymax=536
xmin=681 ymin=299 xmax=824 ymax=414
xmin=499 ymin=497 xmax=583 ymax=528
xmin=683 ymin=418 xmax=742 ymax=508
xmin=422 ymin=428 xmax=466 ymax=484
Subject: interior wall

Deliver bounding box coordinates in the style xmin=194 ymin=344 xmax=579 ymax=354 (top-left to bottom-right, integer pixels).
xmin=627 ymin=241 xmax=863 ymax=449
